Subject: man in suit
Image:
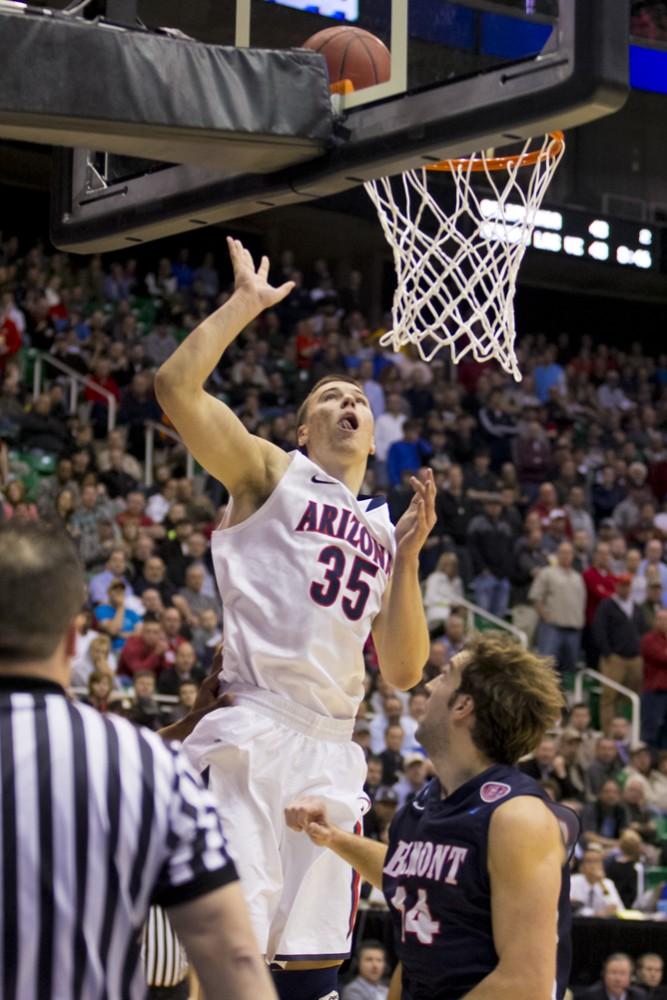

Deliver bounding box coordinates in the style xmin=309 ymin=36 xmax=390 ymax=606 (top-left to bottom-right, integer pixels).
xmin=576 ymin=953 xmax=647 ymax=1000
xmin=636 ymin=954 xmax=667 ymax=1000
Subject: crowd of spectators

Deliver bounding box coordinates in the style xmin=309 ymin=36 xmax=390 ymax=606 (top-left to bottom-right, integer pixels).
xmin=632 ymin=1 xmax=667 ymax=42
xmin=2 ymin=230 xmax=667 ymax=992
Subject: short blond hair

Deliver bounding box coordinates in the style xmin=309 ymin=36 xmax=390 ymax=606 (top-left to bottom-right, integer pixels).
xmin=296 ymin=375 xmax=364 ymax=428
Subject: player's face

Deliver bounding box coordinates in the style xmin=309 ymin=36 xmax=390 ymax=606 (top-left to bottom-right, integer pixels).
xmin=416 ymin=652 xmax=470 ymax=757
xmin=299 ymin=382 xmax=374 ymax=459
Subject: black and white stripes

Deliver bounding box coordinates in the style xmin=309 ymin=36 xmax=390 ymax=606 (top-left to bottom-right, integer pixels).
xmin=0 ymin=677 xmax=237 ymax=1000
xmin=142 ymin=906 xmax=188 ymax=989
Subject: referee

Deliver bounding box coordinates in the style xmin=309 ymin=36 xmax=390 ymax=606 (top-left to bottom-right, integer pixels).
xmin=0 ymin=521 xmax=276 ymax=1000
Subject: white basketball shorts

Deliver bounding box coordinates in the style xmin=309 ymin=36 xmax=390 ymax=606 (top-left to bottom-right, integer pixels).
xmin=183 ymin=689 xmax=369 ymax=962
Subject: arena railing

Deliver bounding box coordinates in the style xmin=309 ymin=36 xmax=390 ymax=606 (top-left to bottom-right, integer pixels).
xmin=143 ymin=419 xmax=194 ymax=487
xmin=573 ymin=668 xmax=641 ymax=746
xmin=70 ymin=686 xmax=179 ymax=706
xmin=428 ymin=597 xmax=528 ymax=647
xmin=32 ymin=352 xmax=117 ymax=433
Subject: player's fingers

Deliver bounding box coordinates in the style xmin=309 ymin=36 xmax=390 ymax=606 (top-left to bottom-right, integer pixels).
xmin=410 ymin=475 xmax=427 ymax=498
xmin=416 ymin=497 xmax=427 ymax=530
xmin=284 ymin=807 xmax=302 ymax=831
xmin=274 ymin=281 xmax=295 ymax=302
xmin=258 ymin=255 xmax=270 ymax=280
xmin=306 ymin=821 xmax=329 ymax=843
xmin=227 ymin=236 xmax=240 ymax=270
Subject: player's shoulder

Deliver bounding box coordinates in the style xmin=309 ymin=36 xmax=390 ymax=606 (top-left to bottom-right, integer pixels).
xmin=489 ymin=794 xmax=564 ymax=862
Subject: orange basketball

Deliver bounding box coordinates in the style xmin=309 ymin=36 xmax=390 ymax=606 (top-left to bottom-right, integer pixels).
xmin=302 ymin=26 xmax=391 ymax=91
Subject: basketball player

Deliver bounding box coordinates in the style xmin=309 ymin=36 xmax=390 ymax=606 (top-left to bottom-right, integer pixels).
xmin=155 ymin=238 xmax=436 ymax=1000
xmin=287 ymin=635 xmax=580 ymax=1000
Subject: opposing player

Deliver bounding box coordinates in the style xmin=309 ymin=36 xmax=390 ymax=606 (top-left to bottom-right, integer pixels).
xmin=287 ymin=635 xmax=580 ymax=1000
xmin=155 ymin=238 xmax=435 ymax=1000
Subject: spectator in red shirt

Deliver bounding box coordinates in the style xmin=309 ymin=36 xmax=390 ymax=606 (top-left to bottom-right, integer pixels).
xmin=0 ymin=314 xmax=21 ymax=374
xmin=295 ymin=317 xmax=320 ymax=370
xmin=640 ymin=607 xmax=667 ymax=748
xmin=116 ymin=491 xmax=156 ymax=533
xmin=117 ymin=616 xmax=167 ymax=681
xmin=583 ymin=541 xmax=617 ymax=667
xmin=530 ymin=481 xmax=560 ymax=527
xmin=161 ymin=605 xmax=187 ymax=667
xmin=84 ymin=357 xmax=121 ymax=406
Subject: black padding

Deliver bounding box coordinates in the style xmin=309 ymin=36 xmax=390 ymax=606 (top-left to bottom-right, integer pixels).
xmin=0 ymin=10 xmax=333 ymax=170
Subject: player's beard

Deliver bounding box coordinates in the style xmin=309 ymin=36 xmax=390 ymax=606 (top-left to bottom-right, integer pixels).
xmin=415 ymin=714 xmax=449 ymax=760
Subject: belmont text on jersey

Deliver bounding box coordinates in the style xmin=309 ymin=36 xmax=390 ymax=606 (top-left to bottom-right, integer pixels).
xmin=384 ymin=839 xmax=468 ymax=884
xmin=296 ymin=500 xmax=393 ymax=575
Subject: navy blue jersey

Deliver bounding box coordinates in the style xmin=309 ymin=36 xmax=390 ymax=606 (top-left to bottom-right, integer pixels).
xmin=382 ymin=764 xmax=579 ymax=1000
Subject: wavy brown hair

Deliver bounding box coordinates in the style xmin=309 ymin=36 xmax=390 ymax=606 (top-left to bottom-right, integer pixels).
xmin=451 ymin=634 xmax=565 ymax=765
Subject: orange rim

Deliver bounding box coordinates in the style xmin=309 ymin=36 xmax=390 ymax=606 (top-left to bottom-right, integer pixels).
xmin=425 ymin=130 xmax=565 ymax=173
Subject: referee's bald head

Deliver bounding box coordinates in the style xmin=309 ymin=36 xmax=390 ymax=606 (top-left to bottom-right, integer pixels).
xmin=0 ymin=520 xmax=85 ymax=665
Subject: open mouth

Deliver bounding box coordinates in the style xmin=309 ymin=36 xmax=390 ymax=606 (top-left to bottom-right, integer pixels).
xmin=338 ymin=412 xmax=359 ymax=431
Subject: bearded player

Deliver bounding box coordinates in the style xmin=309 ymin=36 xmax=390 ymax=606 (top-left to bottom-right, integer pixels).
xmin=155 ymin=238 xmax=435 ymax=1000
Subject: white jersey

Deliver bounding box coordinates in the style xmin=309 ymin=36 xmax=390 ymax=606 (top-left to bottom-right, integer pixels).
xmin=212 ymin=450 xmax=395 ymax=720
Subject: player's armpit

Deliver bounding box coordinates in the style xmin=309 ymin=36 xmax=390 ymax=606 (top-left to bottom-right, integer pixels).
xmin=167 ymin=882 xmax=277 ymax=999
xmin=461 ymin=795 xmax=564 ymax=1000
xmin=154 ymin=381 xmax=288 ymax=497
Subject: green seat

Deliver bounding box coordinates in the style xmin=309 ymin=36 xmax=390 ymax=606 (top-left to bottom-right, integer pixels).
xmin=654 ymin=815 xmax=667 ymax=842
xmin=33 ymin=453 xmax=56 ymax=475
xmin=22 ymin=452 xmax=56 ymax=476
xmin=644 ymin=867 xmax=667 ymax=890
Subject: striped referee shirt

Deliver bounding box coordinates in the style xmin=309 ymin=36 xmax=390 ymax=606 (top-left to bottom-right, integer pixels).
xmin=0 ymin=676 xmax=238 ymax=1000
xmin=142 ymin=907 xmax=188 ymax=988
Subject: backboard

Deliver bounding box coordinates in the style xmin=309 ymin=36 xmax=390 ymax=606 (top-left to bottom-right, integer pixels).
xmin=49 ymin=0 xmax=630 ymax=252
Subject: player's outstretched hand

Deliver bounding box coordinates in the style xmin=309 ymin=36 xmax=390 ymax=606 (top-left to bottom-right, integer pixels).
xmin=285 ymin=796 xmax=336 ymax=847
xmin=158 ymin=646 xmax=234 ymax=742
xmin=394 ymin=466 xmax=437 ymax=559
xmin=227 ymin=237 xmax=294 ymax=314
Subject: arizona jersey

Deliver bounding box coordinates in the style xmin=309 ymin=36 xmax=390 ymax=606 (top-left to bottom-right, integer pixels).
xmin=382 ymin=765 xmax=579 ymax=1000
xmin=211 ymin=450 xmax=395 ymax=719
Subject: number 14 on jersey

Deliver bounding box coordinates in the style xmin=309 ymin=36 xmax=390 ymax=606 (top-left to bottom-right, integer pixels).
xmin=391 ymin=887 xmax=441 ymax=945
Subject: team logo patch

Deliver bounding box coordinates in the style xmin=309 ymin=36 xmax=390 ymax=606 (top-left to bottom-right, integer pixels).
xmin=480 ymin=781 xmax=511 ymax=803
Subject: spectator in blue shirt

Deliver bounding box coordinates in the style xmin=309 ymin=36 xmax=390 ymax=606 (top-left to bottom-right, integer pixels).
xmin=534 ymin=345 xmax=566 ymax=403
xmin=386 ymin=420 xmax=433 ymax=487
xmin=94 ymin=579 xmax=142 ymax=653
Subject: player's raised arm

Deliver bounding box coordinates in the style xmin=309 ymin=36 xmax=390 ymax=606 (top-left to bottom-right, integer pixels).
xmin=372 ymin=470 xmax=436 ymax=690
xmin=155 ymin=238 xmax=294 ymax=496
xmin=461 ymin=796 xmax=565 ymax=1000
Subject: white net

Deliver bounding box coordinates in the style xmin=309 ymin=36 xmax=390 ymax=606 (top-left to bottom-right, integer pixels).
xmin=364 ymin=132 xmax=565 ymax=382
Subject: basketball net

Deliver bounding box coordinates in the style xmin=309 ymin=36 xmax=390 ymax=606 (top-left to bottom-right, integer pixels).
xmin=365 ymin=132 xmax=565 ymax=381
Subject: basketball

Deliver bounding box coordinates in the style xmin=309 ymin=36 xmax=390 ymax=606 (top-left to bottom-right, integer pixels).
xmin=302 ymin=26 xmax=391 ymax=91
